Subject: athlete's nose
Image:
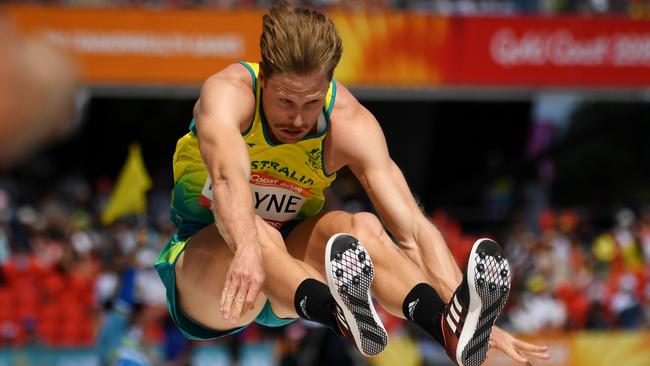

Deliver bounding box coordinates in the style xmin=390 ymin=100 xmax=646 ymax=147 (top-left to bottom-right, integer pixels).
xmin=292 ymin=114 xmax=304 ymax=128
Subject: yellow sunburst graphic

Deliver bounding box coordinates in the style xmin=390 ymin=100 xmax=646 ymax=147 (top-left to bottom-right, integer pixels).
xmin=573 ymin=332 xmax=650 ymax=366
xmin=329 ymin=12 xmax=448 ymax=86
xmin=368 ymin=334 xmax=422 ymax=366
xmin=484 ymin=332 xmax=650 ymax=366
xmin=484 ymin=334 xmax=571 ymax=366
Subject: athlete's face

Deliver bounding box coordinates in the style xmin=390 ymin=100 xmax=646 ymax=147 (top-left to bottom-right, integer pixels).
xmin=260 ymin=71 xmax=330 ymax=144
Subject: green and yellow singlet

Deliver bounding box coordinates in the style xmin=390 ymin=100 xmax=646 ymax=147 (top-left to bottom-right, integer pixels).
xmin=170 ymin=62 xmax=337 ymax=239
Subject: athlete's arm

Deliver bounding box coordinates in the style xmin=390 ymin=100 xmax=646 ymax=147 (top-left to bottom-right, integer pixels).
xmin=331 ymin=83 xmax=549 ymax=364
xmin=331 ymin=83 xmax=462 ymax=300
xmin=194 ymin=64 xmax=263 ymax=323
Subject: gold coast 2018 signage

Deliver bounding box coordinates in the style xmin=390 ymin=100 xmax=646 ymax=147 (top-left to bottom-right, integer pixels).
xmin=5 ymin=5 xmax=650 ymax=87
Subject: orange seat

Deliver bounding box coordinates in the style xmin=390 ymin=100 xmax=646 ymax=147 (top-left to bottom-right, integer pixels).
xmin=16 ymin=288 xmax=38 ymax=306
xmin=37 ymin=319 xmax=58 ymax=337
xmin=41 ymin=272 xmax=66 ymax=297
xmin=77 ymin=322 xmax=95 ymax=346
xmin=11 ymin=330 xmax=27 ymax=347
xmin=0 ymin=288 xmax=11 ymax=303
xmin=39 ymin=304 xmax=60 ymax=323
xmin=0 ymin=309 xmax=13 ymax=322
xmin=16 ymin=305 xmax=38 ymax=320
xmin=58 ymin=322 xmax=82 ymax=347
xmin=42 ymin=327 xmax=60 ymax=346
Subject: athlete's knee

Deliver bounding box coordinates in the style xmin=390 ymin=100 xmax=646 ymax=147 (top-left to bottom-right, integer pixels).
xmin=255 ymin=216 xmax=285 ymax=252
xmin=349 ymin=212 xmax=385 ymax=242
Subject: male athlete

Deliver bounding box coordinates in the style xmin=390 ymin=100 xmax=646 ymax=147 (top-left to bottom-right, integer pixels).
xmin=155 ymin=2 xmax=550 ymax=365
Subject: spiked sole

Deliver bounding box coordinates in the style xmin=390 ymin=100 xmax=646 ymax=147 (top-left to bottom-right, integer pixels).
xmin=458 ymin=238 xmax=511 ymax=366
xmin=325 ymin=233 xmax=388 ymax=357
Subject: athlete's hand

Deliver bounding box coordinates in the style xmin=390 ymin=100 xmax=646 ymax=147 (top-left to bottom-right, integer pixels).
xmin=220 ymin=243 xmax=265 ymax=323
xmin=489 ymin=326 xmax=550 ymax=364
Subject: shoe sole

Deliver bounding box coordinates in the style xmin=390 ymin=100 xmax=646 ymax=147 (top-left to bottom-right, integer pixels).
xmin=457 ymin=238 xmax=511 ymax=366
xmin=325 ymin=233 xmax=388 ymax=357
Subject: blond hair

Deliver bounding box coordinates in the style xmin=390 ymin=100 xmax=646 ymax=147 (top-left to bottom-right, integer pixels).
xmin=260 ymin=1 xmax=342 ymax=81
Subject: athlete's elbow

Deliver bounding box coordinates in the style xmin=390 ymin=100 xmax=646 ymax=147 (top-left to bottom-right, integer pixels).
xmin=212 ymin=165 xmax=249 ymax=189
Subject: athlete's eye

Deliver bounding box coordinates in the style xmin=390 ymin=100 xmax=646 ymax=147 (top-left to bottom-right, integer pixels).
xmin=307 ymin=99 xmax=320 ymax=106
xmin=280 ymin=98 xmax=293 ymax=105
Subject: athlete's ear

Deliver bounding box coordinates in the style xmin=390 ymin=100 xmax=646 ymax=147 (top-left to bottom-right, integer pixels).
xmin=258 ymin=68 xmax=266 ymax=89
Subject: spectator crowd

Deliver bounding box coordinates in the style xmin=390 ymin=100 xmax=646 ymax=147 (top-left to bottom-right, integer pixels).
xmin=0 ymin=171 xmax=648 ymax=365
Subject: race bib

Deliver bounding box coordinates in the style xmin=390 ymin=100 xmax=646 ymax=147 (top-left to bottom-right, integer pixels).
xmin=199 ymin=172 xmax=311 ymax=229
xmin=199 ymin=176 xmax=215 ymax=209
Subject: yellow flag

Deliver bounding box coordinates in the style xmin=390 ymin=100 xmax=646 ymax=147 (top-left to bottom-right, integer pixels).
xmin=101 ymin=144 xmax=152 ymax=226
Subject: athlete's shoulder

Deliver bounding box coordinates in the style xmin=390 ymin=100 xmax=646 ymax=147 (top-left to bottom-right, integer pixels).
xmin=203 ymin=63 xmax=254 ymax=93
xmin=195 ymin=63 xmax=256 ymax=132
xmin=330 ymin=81 xmax=356 ymax=114
xmin=326 ymin=81 xmax=386 ymax=170
xmin=329 ymin=81 xmax=377 ymax=133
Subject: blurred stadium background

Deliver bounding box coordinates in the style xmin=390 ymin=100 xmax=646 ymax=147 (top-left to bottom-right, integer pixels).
xmin=1 ymin=0 xmax=650 ymax=365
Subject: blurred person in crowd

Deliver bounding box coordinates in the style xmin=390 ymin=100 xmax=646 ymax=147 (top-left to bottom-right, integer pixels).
xmin=613 ymin=208 xmax=644 ymax=270
xmin=98 ymin=265 xmax=157 ymax=365
xmin=97 ymin=221 xmax=173 ymax=365
xmin=155 ymin=2 xmax=549 ymax=365
xmin=643 ymin=266 xmax=650 ymax=327
xmin=609 ymin=272 xmax=644 ymax=329
xmin=0 ymin=16 xmax=79 ymax=168
xmin=508 ymin=275 xmax=567 ymax=334
xmin=639 ymin=207 xmax=650 ymax=264
xmin=160 ymin=314 xmax=191 ymax=366
xmin=503 ymin=212 xmax=536 ymax=286
xmin=0 ymin=190 xmax=11 ymax=268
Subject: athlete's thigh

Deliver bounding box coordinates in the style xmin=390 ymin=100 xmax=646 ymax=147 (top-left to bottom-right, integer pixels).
xmin=284 ymin=211 xmax=355 ymax=273
xmin=175 ymin=225 xmax=267 ymax=331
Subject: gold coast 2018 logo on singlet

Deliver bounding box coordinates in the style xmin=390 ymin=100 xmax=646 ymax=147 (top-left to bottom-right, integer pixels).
xmin=199 ymin=172 xmax=311 ymax=229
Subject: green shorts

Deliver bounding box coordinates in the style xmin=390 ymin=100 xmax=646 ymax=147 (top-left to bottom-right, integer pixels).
xmin=154 ymin=232 xmax=297 ymax=340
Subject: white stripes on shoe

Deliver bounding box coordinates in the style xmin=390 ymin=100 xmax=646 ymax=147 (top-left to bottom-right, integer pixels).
xmin=445 ymin=292 xmax=465 ymax=336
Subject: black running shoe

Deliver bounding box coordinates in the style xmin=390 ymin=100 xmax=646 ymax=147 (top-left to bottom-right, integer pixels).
xmin=442 ymin=238 xmax=511 ymax=366
xmin=325 ymin=233 xmax=388 ymax=357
